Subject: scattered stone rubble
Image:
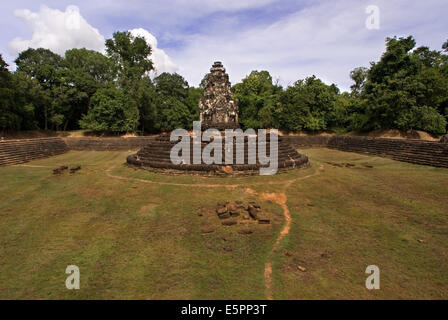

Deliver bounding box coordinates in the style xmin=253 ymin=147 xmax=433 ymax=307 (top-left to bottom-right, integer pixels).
xmin=53 ymin=165 xmax=68 ymax=175
xmin=70 ymin=166 xmax=81 ymax=174
xmin=52 ymin=165 xmax=81 ymax=175
xmin=215 ymin=200 xmax=270 ymax=225
xmin=199 ymin=200 xmax=271 ymax=236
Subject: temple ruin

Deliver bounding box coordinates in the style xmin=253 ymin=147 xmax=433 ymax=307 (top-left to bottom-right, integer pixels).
xmin=126 ymin=62 xmax=309 ymax=174
xmin=199 ymin=62 xmax=239 ymax=130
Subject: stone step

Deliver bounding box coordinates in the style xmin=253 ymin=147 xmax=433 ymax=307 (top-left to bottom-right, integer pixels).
xmin=0 ymin=138 xmax=68 ymax=167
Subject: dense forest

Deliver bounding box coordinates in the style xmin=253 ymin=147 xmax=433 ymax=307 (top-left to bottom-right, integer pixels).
xmin=1 ymin=32 xmax=448 ymax=135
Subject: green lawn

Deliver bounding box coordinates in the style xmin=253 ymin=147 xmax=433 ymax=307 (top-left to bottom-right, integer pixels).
xmin=0 ymin=149 xmax=447 ymax=299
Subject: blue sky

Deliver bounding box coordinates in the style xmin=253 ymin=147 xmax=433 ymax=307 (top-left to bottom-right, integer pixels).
xmin=1 ymin=0 xmax=447 ymax=91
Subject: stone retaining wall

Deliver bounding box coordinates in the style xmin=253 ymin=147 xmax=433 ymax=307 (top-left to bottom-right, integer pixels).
xmin=285 ymin=135 xmax=448 ymax=168
xmin=282 ymin=135 xmax=331 ymax=147
xmin=0 ymin=137 xmax=68 ymax=166
xmin=63 ymin=137 xmax=155 ymax=151
xmin=1 ymin=136 xmax=447 ymax=169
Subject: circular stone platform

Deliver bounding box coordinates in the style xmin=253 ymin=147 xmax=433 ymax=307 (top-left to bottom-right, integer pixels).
xmin=126 ymin=133 xmax=309 ymax=175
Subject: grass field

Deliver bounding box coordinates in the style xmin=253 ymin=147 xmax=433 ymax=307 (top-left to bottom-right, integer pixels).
xmin=0 ymin=148 xmax=447 ymax=299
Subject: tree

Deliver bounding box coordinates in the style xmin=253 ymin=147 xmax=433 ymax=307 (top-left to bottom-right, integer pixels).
xmin=134 ymin=77 xmax=158 ymax=133
xmin=277 ymin=76 xmax=341 ymax=132
xmin=0 ymin=55 xmax=16 ymax=131
xmin=64 ymin=48 xmax=115 ymax=85
xmin=106 ymin=31 xmax=153 ymax=90
xmin=185 ymin=87 xmax=202 ymax=121
xmin=154 ymin=72 xmax=189 ymax=99
xmin=156 ymin=96 xmax=193 ymax=131
xmin=153 ymin=73 xmax=195 ymax=131
xmin=0 ymin=54 xmax=9 ymax=81
xmin=350 ymin=67 xmax=368 ymax=95
xmin=15 ymin=48 xmax=63 ymax=89
xmin=15 ymin=48 xmax=63 ymax=129
xmin=443 ymin=39 xmax=448 ymax=52
xmin=350 ymin=36 xmax=447 ymax=134
xmin=1 ymin=54 xmax=44 ymax=131
xmin=368 ymin=36 xmax=418 ymax=85
xmin=54 ymin=48 xmax=116 ymax=130
xmin=79 ymin=88 xmax=139 ymax=133
xmin=105 ymin=31 xmax=160 ymax=133
xmin=233 ymin=70 xmax=282 ymax=129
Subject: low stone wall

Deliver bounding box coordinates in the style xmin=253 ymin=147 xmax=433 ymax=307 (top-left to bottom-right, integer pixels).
xmin=1 ymin=135 xmax=447 ymax=169
xmin=282 ymin=135 xmax=331 ymax=147
xmin=0 ymin=137 xmax=68 ymax=166
xmin=63 ymin=137 xmax=155 ymax=151
xmin=328 ymin=136 xmax=448 ymax=168
xmin=284 ymin=135 xmax=448 ymax=168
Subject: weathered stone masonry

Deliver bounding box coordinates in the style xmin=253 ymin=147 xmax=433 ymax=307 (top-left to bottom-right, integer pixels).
xmin=127 ymin=62 xmax=309 ymax=174
xmin=284 ymin=135 xmax=448 ymax=168
xmin=1 ymin=135 xmax=448 ymax=168
xmin=0 ymin=138 xmax=68 ymax=166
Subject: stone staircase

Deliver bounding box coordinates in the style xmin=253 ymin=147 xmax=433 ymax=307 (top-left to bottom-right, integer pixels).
xmin=127 ymin=134 xmax=309 ymax=173
xmin=0 ymin=138 xmax=69 ymax=167
xmin=283 ymin=135 xmax=448 ymax=168
xmin=327 ymin=136 xmax=448 ymax=168
xmin=1 ymin=134 xmax=447 ymax=169
xmin=64 ymin=137 xmax=155 ymax=151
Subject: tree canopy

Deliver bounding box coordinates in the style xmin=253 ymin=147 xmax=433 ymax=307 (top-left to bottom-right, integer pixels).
xmin=350 ymin=36 xmax=448 ymax=134
xmin=1 ymin=34 xmax=447 ymax=135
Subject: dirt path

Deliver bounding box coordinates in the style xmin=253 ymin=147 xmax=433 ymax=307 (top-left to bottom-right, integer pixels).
xmin=260 ymin=192 xmax=290 ymax=300
xmin=256 ymin=166 xmax=324 ymax=300
xmin=105 ymin=165 xmax=312 ymax=189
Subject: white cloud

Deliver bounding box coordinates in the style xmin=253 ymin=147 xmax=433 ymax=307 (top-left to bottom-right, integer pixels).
xmin=171 ymin=0 xmax=448 ymax=91
xmin=129 ymin=28 xmax=178 ymax=76
xmin=7 ymin=6 xmax=178 ymax=76
xmin=5 ymin=1 xmax=447 ymax=90
xmin=8 ymin=5 xmax=105 ymax=56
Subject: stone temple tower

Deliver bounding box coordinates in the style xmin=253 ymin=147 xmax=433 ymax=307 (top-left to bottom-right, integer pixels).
xmin=199 ymin=62 xmax=239 ymax=130
xmin=127 ymin=61 xmax=309 ymax=174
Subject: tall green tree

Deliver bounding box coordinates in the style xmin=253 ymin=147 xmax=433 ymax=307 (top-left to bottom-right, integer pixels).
xmin=106 ymin=31 xmax=153 ymax=90
xmin=277 ymin=76 xmax=341 ymax=132
xmin=15 ymin=48 xmax=63 ymax=129
xmin=103 ymin=31 xmax=158 ymax=132
xmin=153 ymin=73 xmax=195 ymax=131
xmin=352 ymin=36 xmax=447 ymax=134
xmin=185 ymin=87 xmax=203 ymax=121
xmin=55 ymin=48 xmax=116 ymax=130
xmin=1 ymin=55 xmax=44 ymax=131
xmin=15 ymin=48 xmax=63 ymax=89
xmin=64 ymin=48 xmax=116 ymax=85
xmin=80 ymin=88 xmax=139 ymax=133
xmin=350 ymin=67 xmax=368 ymax=95
xmin=134 ymin=77 xmax=158 ymax=133
xmin=233 ymin=70 xmax=282 ymax=129
xmin=0 ymin=55 xmax=16 ymax=131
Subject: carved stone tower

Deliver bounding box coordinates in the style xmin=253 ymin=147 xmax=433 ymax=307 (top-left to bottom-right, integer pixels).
xmin=199 ymin=62 xmax=239 ymax=130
